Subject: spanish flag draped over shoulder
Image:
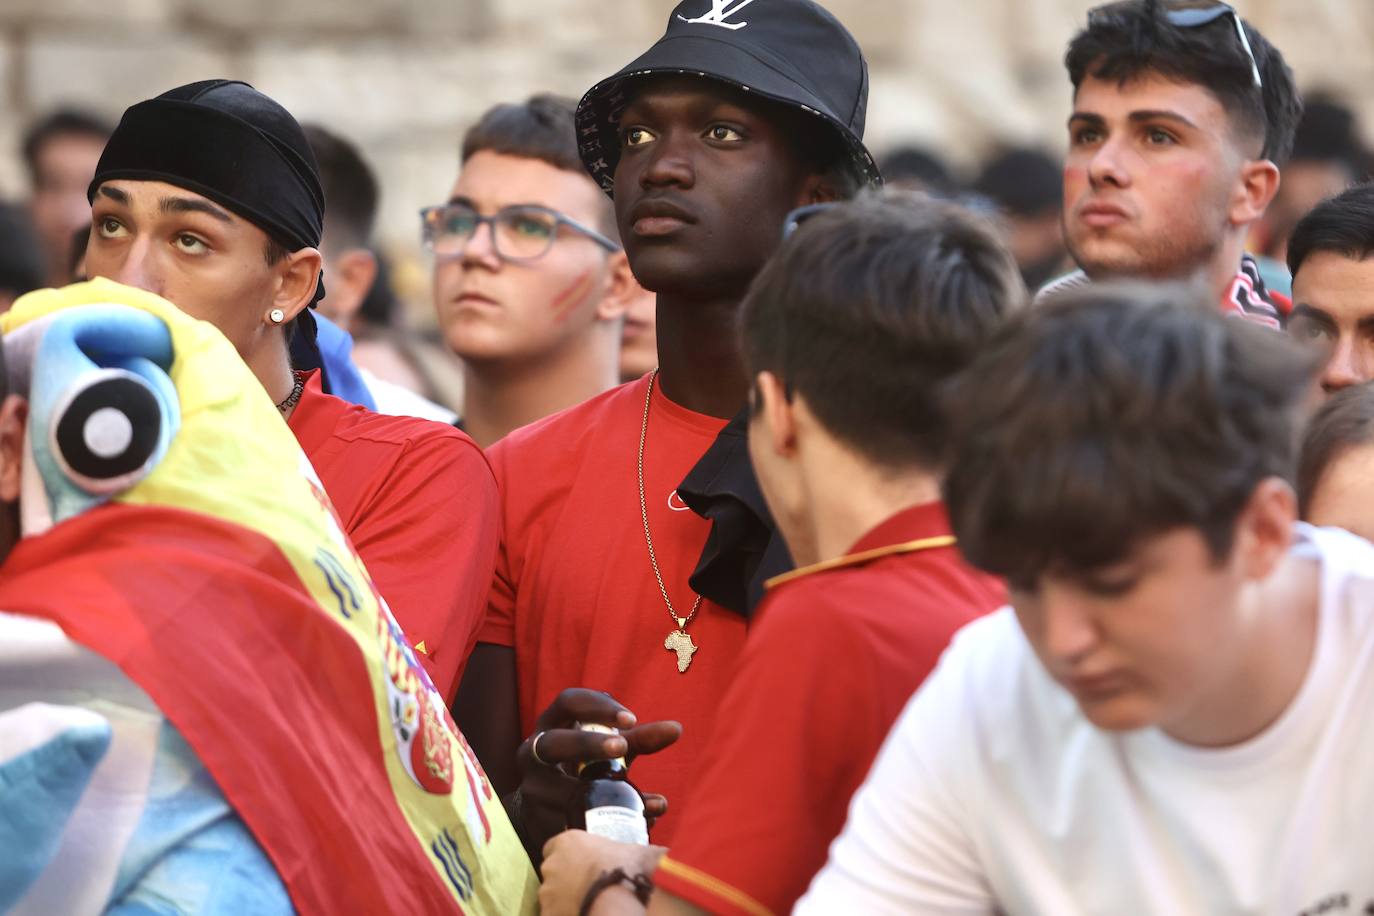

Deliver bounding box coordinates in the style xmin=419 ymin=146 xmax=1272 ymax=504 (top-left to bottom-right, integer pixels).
xmin=0 ymin=280 xmax=537 ymax=915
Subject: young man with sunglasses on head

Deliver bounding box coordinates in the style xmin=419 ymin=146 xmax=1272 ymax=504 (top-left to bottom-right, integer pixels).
xmin=1040 ymin=0 xmax=1302 ymax=327
xmin=455 ymin=0 xmax=878 ymax=855
xmin=427 ymin=95 xmax=643 ymax=448
xmin=800 ymin=284 xmax=1374 ymax=913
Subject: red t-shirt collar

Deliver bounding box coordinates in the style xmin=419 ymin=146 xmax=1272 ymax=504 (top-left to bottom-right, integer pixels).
xmin=285 ymin=369 xmax=348 ymax=455
xmin=765 ymin=501 xmax=957 ymax=591
xmin=847 ymin=500 xmax=954 ymax=555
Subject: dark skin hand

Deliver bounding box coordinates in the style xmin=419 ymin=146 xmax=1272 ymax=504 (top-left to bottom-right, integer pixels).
xmin=506 ymin=688 xmax=681 ymax=869
xmin=458 ymin=662 xmax=682 ymax=867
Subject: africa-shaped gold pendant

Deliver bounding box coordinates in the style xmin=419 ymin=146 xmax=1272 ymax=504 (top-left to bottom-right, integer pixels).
xmin=664 ymin=628 xmax=697 ymax=673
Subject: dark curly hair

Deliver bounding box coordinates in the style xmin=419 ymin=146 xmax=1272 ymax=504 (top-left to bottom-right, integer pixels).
xmin=1066 ymin=0 xmax=1303 ymax=165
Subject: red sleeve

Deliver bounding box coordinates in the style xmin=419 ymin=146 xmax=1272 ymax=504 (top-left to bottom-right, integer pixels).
xmin=1271 ymin=288 xmax=1293 ymax=317
xmin=654 ymin=588 xmax=878 ymax=916
xmin=351 ymin=432 xmax=500 ymax=703
xmin=477 ymin=439 xmax=517 ymax=648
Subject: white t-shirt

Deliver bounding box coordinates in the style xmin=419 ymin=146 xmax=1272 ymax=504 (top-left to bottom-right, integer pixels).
xmin=797 ymin=525 xmax=1374 ymax=915
xmin=361 ymin=368 xmax=458 ymax=425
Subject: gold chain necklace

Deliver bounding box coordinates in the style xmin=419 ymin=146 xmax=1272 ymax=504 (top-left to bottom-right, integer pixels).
xmin=639 ymin=369 xmax=703 ymax=673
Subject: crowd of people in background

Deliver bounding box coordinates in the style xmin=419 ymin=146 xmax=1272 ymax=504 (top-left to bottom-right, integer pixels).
xmin=3 ymin=0 xmax=1374 ymax=913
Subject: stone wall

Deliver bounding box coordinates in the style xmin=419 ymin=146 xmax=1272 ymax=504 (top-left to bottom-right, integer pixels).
xmin=2 ymin=0 xmax=1371 ymax=311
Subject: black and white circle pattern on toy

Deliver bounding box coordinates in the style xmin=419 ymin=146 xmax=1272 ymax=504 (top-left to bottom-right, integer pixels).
xmin=50 ymin=367 xmax=165 ymax=495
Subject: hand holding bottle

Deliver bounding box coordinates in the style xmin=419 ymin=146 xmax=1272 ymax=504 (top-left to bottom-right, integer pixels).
xmin=513 ymin=688 xmax=681 ymax=865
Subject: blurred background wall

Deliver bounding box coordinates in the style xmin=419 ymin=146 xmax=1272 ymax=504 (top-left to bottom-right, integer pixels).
xmin=1 ymin=0 xmax=1371 ymax=315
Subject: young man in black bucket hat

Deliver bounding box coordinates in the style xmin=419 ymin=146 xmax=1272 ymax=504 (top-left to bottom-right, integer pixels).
xmin=456 ymin=0 xmax=878 ymax=859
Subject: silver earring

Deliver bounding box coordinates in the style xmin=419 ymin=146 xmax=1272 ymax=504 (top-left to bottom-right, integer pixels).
xmin=269 ymin=308 xmax=286 ymax=324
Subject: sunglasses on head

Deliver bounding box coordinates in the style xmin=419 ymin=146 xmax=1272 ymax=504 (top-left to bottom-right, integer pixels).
xmin=1088 ymin=2 xmax=1263 ymax=89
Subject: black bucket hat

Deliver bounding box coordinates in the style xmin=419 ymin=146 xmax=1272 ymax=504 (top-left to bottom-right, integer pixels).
xmin=575 ymin=0 xmax=881 ymax=197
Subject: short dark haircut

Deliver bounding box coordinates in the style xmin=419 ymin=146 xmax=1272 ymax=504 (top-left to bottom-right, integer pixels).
xmin=943 ymin=283 xmax=1319 ymax=587
xmin=357 ymin=249 xmax=400 ymax=328
xmin=0 ymin=204 xmax=45 ymax=297
xmin=1289 ymin=95 xmax=1369 ymax=177
xmin=740 ymin=190 xmax=1024 ymax=470
xmin=1287 ymin=183 xmax=1374 ymax=277
xmin=22 ymin=109 xmax=113 ymax=187
xmin=304 ymin=124 xmax=379 ymax=252
xmin=879 ymin=145 xmax=954 ymax=194
xmin=1065 ymin=0 xmax=1302 ymax=166
xmin=1298 ymin=383 xmax=1374 ymax=517
xmin=973 ymin=148 xmax=1062 ymax=218
xmin=463 ymin=93 xmax=582 ymax=173
xmin=461 ymin=93 xmax=617 ymax=235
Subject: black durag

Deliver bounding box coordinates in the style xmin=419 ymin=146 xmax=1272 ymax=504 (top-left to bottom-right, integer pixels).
xmin=88 ymin=79 xmax=328 ymax=320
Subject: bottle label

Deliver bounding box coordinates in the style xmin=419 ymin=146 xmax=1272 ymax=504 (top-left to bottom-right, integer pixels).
xmin=584 ymin=805 xmax=649 ymax=846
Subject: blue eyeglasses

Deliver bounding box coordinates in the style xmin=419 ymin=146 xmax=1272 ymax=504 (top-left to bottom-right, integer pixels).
xmin=420 ymin=202 xmax=621 ymax=262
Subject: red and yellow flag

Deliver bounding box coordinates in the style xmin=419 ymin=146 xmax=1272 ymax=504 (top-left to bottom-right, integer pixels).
xmin=0 ymin=280 xmax=537 ymax=915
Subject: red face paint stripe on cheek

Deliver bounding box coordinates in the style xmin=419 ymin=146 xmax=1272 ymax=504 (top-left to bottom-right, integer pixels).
xmin=549 ymin=269 xmax=595 ymax=322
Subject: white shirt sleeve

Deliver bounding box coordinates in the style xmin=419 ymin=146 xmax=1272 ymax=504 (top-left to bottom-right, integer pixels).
xmin=795 ymin=637 xmax=996 ymax=914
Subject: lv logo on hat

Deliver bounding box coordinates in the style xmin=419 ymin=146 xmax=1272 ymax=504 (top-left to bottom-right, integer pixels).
xmin=677 ymin=0 xmax=755 ymax=30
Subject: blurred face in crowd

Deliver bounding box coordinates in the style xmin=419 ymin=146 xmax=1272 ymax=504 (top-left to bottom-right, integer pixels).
xmin=1011 ymin=490 xmax=1291 ymax=743
xmin=85 ymin=180 xmax=319 ymax=356
xmin=1003 ymin=209 xmax=1067 ymax=291
xmin=1289 ymin=252 xmax=1374 ymax=396
xmin=612 ymin=76 xmax=823 ymax=300
xmin=30 ymin=132 xmax=106 ymax=278
xmin=0 ymin=392 xmax=25 ymax=564
xmin=315 ymin=238 xmax=377 ymax=331
xmin=431 ymin=152 xmax=629 ymax=365
xmin=619 ymin=283 xmax=658 ymax=381
xmin=1063 ymin=71 xmax=1264 ymax=281
xmin=1305 ymin=441 xmax=1374 ymax=542
xmin=1261 ymin=160 xmax=1357 ymax=262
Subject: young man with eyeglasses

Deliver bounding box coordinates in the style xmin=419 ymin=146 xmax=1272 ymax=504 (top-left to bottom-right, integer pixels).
xmin=426 ymin=94 xmax=641 ymax=448
xmin=798 ymin=284 xmax=1374 ymax=913
xmin=455 ymin=0 xmax=878 ymax=855
xmin=1039 ymin=0 xmax=1302 ymax=327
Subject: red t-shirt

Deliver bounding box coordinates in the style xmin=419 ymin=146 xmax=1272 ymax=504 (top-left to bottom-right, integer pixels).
xmin=288 ymin=371 xmax=499 ymax=702
xmin=655 ymin=502 xmax=1005 ymax=916
xmin=483 ymin=374 xmax=743 ymax=844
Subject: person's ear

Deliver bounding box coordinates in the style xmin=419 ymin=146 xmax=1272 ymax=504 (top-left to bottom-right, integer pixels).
xmin=0 ymin=395 xmax=28 ymax=505
xmin=1231 ymin=159 xmax=1282 ymax=228
xmin=755 ymin=370 xmax=797 ymax=460
xmin=269 ymin=246 xmax=326 ymax=326
xmin=320 ymin=248 xmax=378 ymax=327
xmin=797 ymin=172 xmax=841 ymax=208
xmin=594 ymin=249 xmax=638 ymax=323
xmin=1232 ymin=476 xmax=1298 ymax=581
